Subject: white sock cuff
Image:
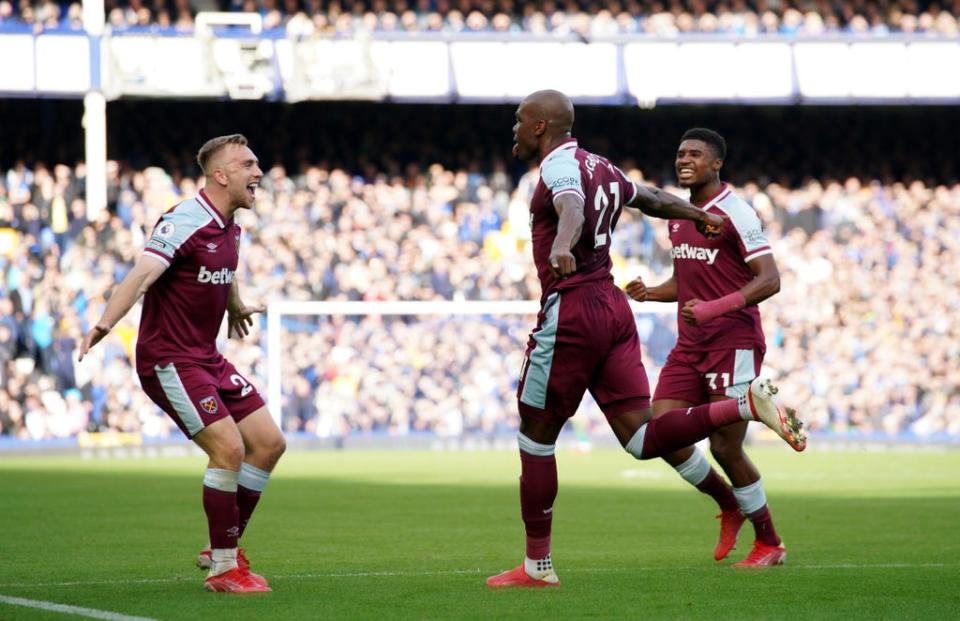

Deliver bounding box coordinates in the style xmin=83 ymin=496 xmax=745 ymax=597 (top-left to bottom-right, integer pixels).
xmin=517 ymin=432 xmax=555 ymax=457
xmin=674 ymin=447 xmax=711 ymax=485
xmin=524 ymin=554 xmax=553 ymax=577
xmin=211 ymin=548 xmax=238 ymax=561
xmin=624 ymin=423 xmax=648 ymax=459
xmin=203 ymin=468 xmax=239 ymax=493
xmin=239 ymin=462 xmax=271 ymax=492
xmin=733 ymin=479 xmax=767 ymax=515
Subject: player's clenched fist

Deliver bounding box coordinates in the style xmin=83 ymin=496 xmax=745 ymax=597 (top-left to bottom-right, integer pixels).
xmin=549 ymin=248 xmax=577 ymax=278
xmin=680 ymin=298 xmax=704 ymax=325
xmin=624 ymin=277 xmax=648 ymax=302
xmin=696 ymin=212 xmax=725 ymax=238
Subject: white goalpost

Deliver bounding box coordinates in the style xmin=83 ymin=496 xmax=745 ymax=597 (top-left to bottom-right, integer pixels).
xmin=265 ymin=300 xmax=675 ymax=430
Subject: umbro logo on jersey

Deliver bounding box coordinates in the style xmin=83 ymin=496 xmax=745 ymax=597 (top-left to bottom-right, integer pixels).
xmin=206 ymin=243 xmax=219 ymax=253
xmin=197 ymin=265 xmax=235 ymax=285
xmin=671 ymin=223 xmax=680 ymax=232
xmin=671 ymin=243 xmax=720 ymax=265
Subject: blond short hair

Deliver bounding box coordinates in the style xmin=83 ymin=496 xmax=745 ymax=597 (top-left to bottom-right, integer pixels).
xmin=196 ymin=134 xmax=248 ymax=175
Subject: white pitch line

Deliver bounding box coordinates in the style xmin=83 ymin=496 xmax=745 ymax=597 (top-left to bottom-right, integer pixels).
xmin=0 ymin=569 xmax=483 ymax=590
xmin=0 ymin=594 xmax=158 ymax=621
xmin=0 ymin=562 xmax=952 ymax=590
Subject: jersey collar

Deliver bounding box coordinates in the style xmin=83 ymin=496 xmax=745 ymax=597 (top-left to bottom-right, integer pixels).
xmin=538 ymin=139 xmax=578 ymax=173
xmin=197 ymin=189 xmax=227 ymax=228
xmin=694 ymin=182 xmax=731 ymax=210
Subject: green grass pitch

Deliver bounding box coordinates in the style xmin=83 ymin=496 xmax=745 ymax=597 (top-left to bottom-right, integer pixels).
xmin=1 ymin=446 xmax=958 ymax=620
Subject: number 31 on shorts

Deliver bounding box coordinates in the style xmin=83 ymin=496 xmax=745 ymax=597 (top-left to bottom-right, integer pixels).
xmin=705 ymin=372 xmax=730 ymax=390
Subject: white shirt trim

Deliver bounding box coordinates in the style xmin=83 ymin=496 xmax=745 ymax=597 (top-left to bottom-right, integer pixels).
xmin=744 ymin=248 xmax=773 ymax=262
xmin=553 ymin=187 xmax=586 ymax=199
xmin=626 ymin=180 xmax=639 ymax=205
xmin=699 ymin=185 xmax=732 ymax=212
xmin=195 ymin=193 xmax=225 ymax=228
xmin=142 ymin=249 xmax=171 ymax=268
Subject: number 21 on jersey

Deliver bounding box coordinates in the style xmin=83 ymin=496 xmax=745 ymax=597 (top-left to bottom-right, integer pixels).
xmin=594 ymin=182 xmax=622 ymax=248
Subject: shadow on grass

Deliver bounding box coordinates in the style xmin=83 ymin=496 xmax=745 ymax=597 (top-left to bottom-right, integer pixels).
xmin=1 ymin=465 xmax=958 ymax=620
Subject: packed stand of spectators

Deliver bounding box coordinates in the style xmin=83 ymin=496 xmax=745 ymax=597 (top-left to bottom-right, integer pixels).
xmin=2 ymin=152 xmax=959 ymax=442
xmin=3 ymin=0 xmax=960 ymax=36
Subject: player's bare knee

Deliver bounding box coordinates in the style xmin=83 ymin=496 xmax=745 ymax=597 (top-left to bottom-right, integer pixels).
xmin=208 ymin=451 xmax=243 ymax=471
xmin=611 ymin=408 xmax=653 ymax=453
xmin=208 ymin=432 xmax=245 ymax=470
xmin=245 ymin=430 xmax=285 ymax=469
xmin=218 ymin=442 xmax=245 ymax=471
xmin=269 ymin=432 xmax=287 ymax=461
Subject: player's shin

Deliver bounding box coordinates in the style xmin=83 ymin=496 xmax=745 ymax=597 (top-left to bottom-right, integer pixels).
xmin=733 ymin=479 xmax=781 ymax=546
xmin=674 ymin=447 xmax=739 ymax=511
xmin=517 ymin=433 xmax=558 ymax=579
xmin=625 ymin=400 xmax=753 ymax=459
xmin=237 ymin=462 xmax=271 ymax=538
xmin=202 ymin=468 xmax=241 ymax=575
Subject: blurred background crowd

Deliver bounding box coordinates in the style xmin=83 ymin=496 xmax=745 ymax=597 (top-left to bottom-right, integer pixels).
xmin=1 ymin=101 xmax=958 ymax=442
xmin=2 ymin=0 xmax=959 ymax=36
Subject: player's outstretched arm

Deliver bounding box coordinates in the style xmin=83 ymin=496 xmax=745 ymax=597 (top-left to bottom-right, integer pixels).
xmin=549 ymin=192 xmax=586 ymax=278
xmin=628 ymin=185 xmax=723 ymax=236
xmin=78 ymin=254 xmax=167 ymax=361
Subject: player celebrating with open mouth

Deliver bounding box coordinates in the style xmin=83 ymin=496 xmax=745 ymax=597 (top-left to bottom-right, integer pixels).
xmin=487 ymin=91 xmax=805 ymax=588
xmin=626 ymin=128 xmax=801 ymax=567
xmin=79 ymin=135 xmax=285 ymax=593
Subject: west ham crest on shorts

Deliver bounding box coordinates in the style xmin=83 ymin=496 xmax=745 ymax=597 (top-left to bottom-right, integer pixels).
xmin=199 ymin=396 xmax=218 ymax=414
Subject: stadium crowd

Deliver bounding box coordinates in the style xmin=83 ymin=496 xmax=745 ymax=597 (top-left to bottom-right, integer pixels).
xmin=2 ymin=0 xmax=959 ymax=36
xmin=1 ymin=153 xmax=959 ymax=442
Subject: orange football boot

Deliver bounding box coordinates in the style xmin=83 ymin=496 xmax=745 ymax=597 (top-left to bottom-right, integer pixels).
xmin=714 ymin=510 xmax=747 ymax=561
xmin=204 ymin=566 xmax=272 ymax=593
xmin=486 ymin=565 xmax=559 ymax=588
xmin=732 ymin=541 xmax=787 ymax=568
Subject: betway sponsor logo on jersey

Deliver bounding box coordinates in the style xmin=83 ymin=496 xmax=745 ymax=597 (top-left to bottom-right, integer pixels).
xmin=671 ymin=243 xmax=720 ymax=265
xmin=197 ymin=265 xmax=235 ymax=285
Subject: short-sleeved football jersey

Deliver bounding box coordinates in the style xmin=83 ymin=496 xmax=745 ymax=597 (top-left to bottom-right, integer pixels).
xmin=529 ymin=139 xmax=638 ymax=302
xmin=136 ymin=190 xmax=241 ymax=374
xmin=669 ymin=183 xmax=772 ymax=351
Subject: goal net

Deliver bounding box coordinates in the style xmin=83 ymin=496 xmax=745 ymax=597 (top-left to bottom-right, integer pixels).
xmin=265 ymin=300 xmax=676 ymax=443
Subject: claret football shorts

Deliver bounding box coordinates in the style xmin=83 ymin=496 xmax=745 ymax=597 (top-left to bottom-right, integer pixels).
xmin=139 ymin=357 xmax=266 ymax=438
xmin=517 ymin=280 xmax=651 ymax=423
xmin=653 ymin=347 xmax=764 ymax=405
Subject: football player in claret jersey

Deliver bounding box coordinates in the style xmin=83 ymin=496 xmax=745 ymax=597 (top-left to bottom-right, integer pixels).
xmin=78 ymin=135 xmax=285 ymax=593
xmin=626 ymin=128 xmax=805 ymax=568
xmin=487 ymin=91 xmax=806 ymax=588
